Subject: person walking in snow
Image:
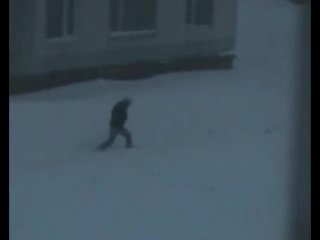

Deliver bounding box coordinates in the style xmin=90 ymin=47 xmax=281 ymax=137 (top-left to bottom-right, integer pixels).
xmin=98 ymin=97 xmax=133 ymax=150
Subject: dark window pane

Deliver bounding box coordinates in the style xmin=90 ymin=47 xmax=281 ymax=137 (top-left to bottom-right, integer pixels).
xmin=194 ymin=0 xmax=213 ymax=25
xmin=109 ymin=0 xmax=120 ymax=31
xmin=122 ymin=0 xmax=156 ymax=31
xmin=67 ymin=0 xmax=75 ymax=35
xmin=186 ymin=0 xmax=193 ymax=24
xmin=46 ymin=0 xmax=64 ymax=38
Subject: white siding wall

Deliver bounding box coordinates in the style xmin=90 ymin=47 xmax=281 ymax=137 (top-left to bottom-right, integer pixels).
xmin=15 ymin=0 xmax=237 ymax=75
xmin=10 ymin=0 xmax=37 ymax=76
xmin=214 ymin=0 xmax=238 ymax=49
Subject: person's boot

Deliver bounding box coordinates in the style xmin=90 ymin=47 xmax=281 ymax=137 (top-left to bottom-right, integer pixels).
xmin=97 ymin=139 xmax=112 ymax=150
xmin=126 ymin=142 xmax=133 ymax=148
xmin=126 ymin=138 xmax=133 ymax=148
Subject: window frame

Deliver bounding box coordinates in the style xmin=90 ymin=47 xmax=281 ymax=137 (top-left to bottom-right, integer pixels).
xmin=45 ymin=0 xmax=76 ymax=40
xmin=108 ymin=0 xmax=157 ymax=35
xmin=186 ymin=0 xmax=213 ymax=26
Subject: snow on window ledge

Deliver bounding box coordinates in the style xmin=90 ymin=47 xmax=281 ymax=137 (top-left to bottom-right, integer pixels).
xmin=109 ymin=30 xmax=156 ymax=39
xmin=46 ymin=36 xmax=77 ymax=44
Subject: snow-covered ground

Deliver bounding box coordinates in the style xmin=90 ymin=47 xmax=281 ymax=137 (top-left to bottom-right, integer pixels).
xmin=9 ymin=1 xmax=300 ymax=240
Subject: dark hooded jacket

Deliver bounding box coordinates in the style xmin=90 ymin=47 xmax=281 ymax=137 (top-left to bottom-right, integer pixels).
xmin=110 ymin=99 xmax=131 ymax=128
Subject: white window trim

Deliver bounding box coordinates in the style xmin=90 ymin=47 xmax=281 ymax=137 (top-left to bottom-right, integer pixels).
xmin=109 ymin=30 xmax=156 ymax=38
xmin=46 ymin=35 xmax=76 ymax=43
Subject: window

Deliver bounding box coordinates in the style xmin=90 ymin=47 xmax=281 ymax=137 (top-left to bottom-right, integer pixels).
xmin=109 ymin=0 xmax=157 ymax=33
xmin=186 ymin=0 xmax=213 ymax=26
xmin=46 ymin=0 xmax=75 ymax=39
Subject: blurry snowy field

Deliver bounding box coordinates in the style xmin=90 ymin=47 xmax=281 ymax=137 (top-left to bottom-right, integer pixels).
xmin=9 ymin=0 xmax=300 ymax=239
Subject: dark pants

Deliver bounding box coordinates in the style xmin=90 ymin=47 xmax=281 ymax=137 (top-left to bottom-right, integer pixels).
xmin=99 ymin=126 xmax=132 ymax=149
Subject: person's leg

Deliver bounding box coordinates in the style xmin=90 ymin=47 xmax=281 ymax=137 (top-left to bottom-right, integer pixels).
xmin=118 ymin=127 xmax=133 ymax=148
xmin=98 ymin=127 xmax=118 ymax=150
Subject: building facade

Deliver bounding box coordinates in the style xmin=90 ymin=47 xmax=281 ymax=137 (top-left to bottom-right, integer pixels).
xmin=9 ymin=0 xmax=238 ymax=89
